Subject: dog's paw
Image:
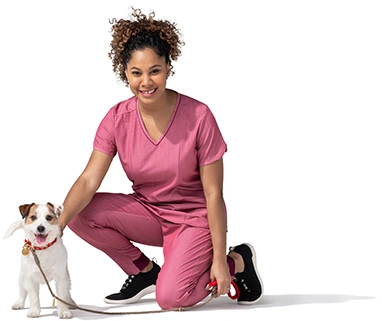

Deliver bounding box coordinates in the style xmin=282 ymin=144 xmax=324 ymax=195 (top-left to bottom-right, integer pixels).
xmin=12 ymin=301 xmax=25 ymax=310
xmin=27 ymin=306 xmax=41 ymax=318
xmin=58 ymin=310 xmax=73 ymax=319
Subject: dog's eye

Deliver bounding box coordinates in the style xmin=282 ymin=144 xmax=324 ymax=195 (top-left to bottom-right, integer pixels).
xmin=46 ymin=215 xmax=53 ymax=221
xmin=30 ymin=215 xmax=37 ymax=221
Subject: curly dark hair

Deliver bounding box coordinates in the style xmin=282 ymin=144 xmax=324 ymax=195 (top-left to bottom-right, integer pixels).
xmin=108 ymin=7 xmax=185 ymax=87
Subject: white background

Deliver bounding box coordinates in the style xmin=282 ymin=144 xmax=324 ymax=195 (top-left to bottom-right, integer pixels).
xmin=0 ymin=0 xmax=381 ymax=320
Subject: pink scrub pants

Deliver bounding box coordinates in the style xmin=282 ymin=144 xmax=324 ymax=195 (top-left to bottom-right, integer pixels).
xmin=68 ymin=192 xmax=232 ymax=309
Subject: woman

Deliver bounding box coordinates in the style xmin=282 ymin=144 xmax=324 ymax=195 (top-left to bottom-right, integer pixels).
xmin=58 ymin=8 xmax=263 ymax=309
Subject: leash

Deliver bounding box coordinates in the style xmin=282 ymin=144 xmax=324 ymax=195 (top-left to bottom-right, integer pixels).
xmin=27 ymin=245 xmax=239 ymax=315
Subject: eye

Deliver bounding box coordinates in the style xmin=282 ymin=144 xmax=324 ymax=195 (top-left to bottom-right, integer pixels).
xmin=151 ymin=69 xmax=159 ymax=75
xmin=131 ymin=71 xmax=141 ymax=76
xmin=30 ymin=215 xmax=37 ymax=221
xmin=46 ymin=215 xmax=53 ymax=221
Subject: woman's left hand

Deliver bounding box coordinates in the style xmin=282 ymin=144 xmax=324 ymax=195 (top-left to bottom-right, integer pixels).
xmin=209 ymin=259 xmax=232 ymax=297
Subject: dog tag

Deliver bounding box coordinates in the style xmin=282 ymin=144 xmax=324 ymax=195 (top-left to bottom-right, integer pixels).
xmin=22 ymin=246 xmax=30 ymax=256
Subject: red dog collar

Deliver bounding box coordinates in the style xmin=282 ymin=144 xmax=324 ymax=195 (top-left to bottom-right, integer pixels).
xmin=24 ymin=238 xmax=57 ymax=251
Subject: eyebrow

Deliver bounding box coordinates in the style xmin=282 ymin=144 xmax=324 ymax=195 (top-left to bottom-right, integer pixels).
xmin=129 ymin=64 xmax=163 ymax=71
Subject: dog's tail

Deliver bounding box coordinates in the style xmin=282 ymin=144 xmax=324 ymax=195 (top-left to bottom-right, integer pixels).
xmin=3 ymin=220 xmax=24 ymax=239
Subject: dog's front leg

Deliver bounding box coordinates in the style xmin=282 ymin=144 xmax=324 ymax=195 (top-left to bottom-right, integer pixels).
xmin=55 ymin=277 xmax=73 ymax=319
xmin=12 ymin=280 xmax=27 ymax=310
xmin=25 ymin=279 xmax=41 ymax=318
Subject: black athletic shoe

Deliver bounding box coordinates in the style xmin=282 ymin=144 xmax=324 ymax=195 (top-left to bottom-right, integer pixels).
xmin=104 ymin=261 xmax=161 ymax=304
xmin=230 ymin=243 xmax=263 ymax=305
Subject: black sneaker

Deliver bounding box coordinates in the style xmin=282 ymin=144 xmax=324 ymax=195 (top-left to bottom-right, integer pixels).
xmin=230 ymin=243 xmax=263 ymax=305
xmin=104 ymin=261 xmax=161 ymax=304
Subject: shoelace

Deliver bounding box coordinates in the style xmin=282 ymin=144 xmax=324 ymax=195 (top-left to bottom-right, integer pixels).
xmin=238 ymin=278 xmax=251 ymax=293
xmin=121 ymin=275 xmax=135 ymax=291
xmin=119 ymin=258 xmax=158 ymax=292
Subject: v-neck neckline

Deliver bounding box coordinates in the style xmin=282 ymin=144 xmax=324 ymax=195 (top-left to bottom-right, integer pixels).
xmin=136 ymin=93 xmax=180 ymax=146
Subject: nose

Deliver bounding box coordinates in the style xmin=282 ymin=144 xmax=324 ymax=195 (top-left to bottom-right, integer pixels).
xmin=37 ymin=225 xmax=45 ymax=233
xmin=142 ymin=73 xmax=152 ymax=86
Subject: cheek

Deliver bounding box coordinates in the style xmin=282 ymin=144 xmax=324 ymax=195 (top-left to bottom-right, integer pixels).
xmin=157 ymin=73 xmax=169 ymax=85
xmin=127 ymin=78 xmax=139 ymax=90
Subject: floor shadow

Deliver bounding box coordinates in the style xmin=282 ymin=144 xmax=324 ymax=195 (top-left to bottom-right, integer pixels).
xmin=65 ymin=298 xmax=163 ymax=319
xmin=254 ymin=294 xmax=375 ymax=308
xmin=38 ymin=294 xmax=376 ymax=318
xmin=184 ymin=293 xmax=376 ymax=311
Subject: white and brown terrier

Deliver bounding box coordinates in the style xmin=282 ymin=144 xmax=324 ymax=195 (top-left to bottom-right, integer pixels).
xmin=4 ymin=203 xmax=75 ymax=318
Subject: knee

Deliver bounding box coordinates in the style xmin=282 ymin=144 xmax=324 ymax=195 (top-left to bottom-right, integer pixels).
xmin=67 ymin=193 xmax=105 ymax=232
xmin=155 ymin=276 xmax=183 ymax=309
xmin=67 ymin=206 xmax=93 ymax=235
xmin=156 ymin=285 xmax=184 ymax=310
xmin=67 ymin=215 xmax=81 ymax=233
xmin=67 ymin=208 xmax=89 ymax=233
xmin=156 ymin=281 xmax=204 ymax=310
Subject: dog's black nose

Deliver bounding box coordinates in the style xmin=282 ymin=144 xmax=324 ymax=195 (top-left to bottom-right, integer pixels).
xmin=37 ymin=225 xmax=45 ymax=233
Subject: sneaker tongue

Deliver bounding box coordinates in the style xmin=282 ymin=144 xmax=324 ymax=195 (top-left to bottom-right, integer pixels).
xmin=36 ymin=234 xmax=47 ymax=245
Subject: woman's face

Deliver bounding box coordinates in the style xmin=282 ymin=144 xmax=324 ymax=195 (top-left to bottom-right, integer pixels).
xmin=125 ymin=48 xmax=170 ymax=107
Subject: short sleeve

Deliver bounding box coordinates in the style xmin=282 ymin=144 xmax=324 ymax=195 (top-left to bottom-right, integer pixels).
xmin=93 ymin=108 xmax=117 ymax=158
xmin=197 ymin=108 xmax=227 ymax=166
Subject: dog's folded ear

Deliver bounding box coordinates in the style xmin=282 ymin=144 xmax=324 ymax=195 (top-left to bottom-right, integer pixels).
xmin=19 ymin=203 xmax=35 ymax=219
xmin=47 ymin=203 xmax=64 ymax=216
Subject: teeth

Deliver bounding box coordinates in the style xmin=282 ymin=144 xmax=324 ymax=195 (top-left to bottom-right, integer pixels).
xmin=142 ymin=89 xmax=155 ymax=94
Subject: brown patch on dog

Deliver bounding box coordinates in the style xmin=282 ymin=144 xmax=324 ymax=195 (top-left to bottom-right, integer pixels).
xmin=23 ymin=204 xmax=40 ymax=225
xmin=46 ymin=202 xmax=55 ymax=213
xmin=46 ymin=202 xmax=62 ymax=218
xmin=19 ymin=203 xmax=36 ymax=219
xmin=45 ymin=203 xmax=60 ymax=224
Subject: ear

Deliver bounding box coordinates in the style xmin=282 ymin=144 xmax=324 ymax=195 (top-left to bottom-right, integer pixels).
xmin=19 ymin=203 xmax=35 ymax=219
xmin=3 ymin=220 xmax=24 ymax=239
xmin=47 ymin=203 xmax=64 ymax=216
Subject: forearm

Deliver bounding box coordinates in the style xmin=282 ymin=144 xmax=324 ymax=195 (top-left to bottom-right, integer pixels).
xmin=59 ymin=150 xmax=112 ymax=231
xmin=59 ymin=175 xmax=98 ymax=230
xmin=206 ymin=192 xmax=227 ymax=262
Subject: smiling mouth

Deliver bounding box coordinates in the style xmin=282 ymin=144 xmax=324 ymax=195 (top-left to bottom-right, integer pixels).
xmin=140 ymin=88 xmax=156 ymax=95
xmin=35 ymin=234 xmax=48 ymax=245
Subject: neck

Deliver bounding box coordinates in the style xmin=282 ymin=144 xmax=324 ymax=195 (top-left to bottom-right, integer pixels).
xmin=139 ymin=89 xmax=176 ymax=115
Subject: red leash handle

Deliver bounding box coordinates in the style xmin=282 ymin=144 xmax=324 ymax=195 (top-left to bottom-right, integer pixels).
xmin=206 ymin=280 xmax=240 ymax=300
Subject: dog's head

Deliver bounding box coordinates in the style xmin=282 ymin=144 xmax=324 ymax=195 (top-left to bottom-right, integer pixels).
xmin=4 ymin=203 xmax=64 ymax=246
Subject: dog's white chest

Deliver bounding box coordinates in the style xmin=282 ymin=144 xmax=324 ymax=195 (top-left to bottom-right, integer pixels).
xmin=21 ymin=244 xmax=68 ymax=283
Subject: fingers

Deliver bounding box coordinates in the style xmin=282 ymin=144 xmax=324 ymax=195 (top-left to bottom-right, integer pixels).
xmin=219 ymin=284 xmax=231 ymax=296
xmin=206 ymin=280 xmax=231 ymax=298
xmin=211 ymin=282 xmax=231 ymax=297
xmin=58 ymin=222 xmax=66 ymax=238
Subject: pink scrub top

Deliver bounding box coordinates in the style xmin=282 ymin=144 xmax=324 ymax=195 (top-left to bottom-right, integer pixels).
xmin=93 ymin=93 xmax=227 ymax=228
